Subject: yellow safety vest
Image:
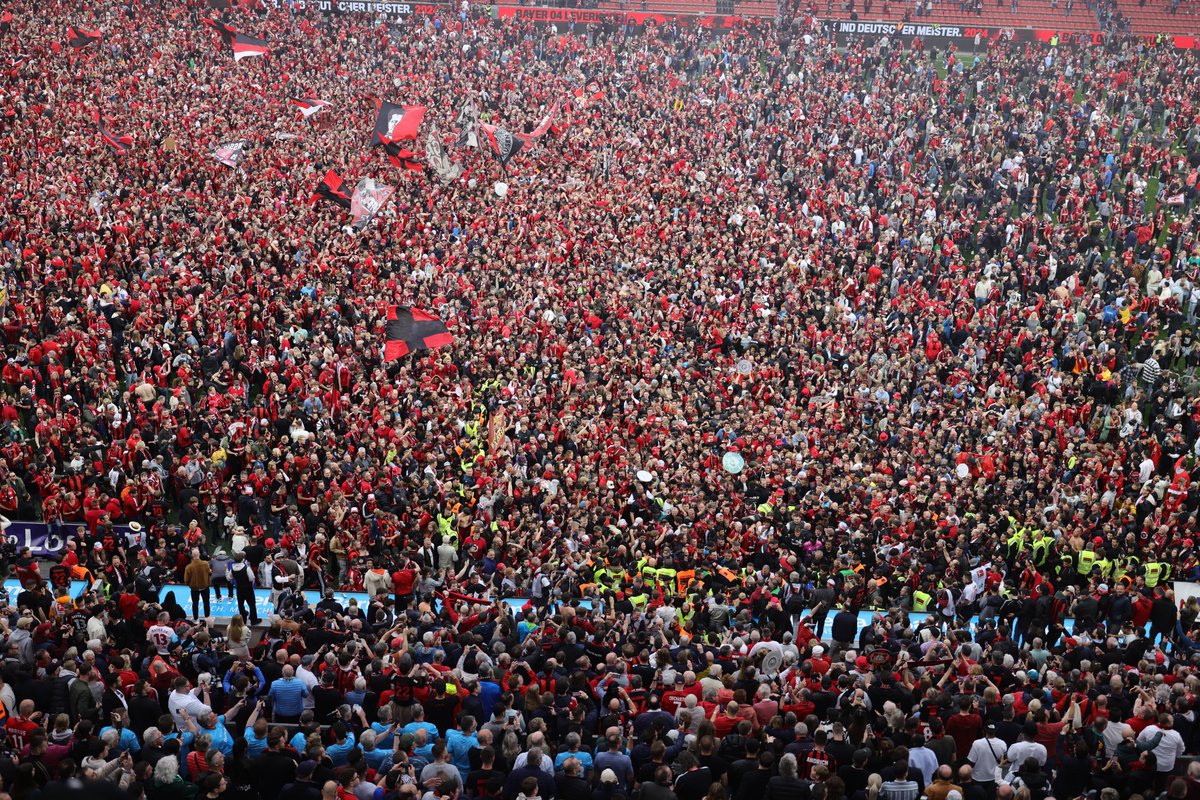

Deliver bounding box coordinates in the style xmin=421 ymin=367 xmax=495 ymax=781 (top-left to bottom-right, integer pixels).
xmin=642 ymin=566 xmax=659 ymax=588
xmin=1145 ymin=562 xmax=1164 ymax=587
xmin=1008 ymin=530 xmax=1027 ymax=553
xmin=1077 ymin=550 xmax=1097 ymax=575
xmin=913 ymin=590 xmax=933 ymax=612
xmin=1031 ymin=537 xmax=1051 ymax=566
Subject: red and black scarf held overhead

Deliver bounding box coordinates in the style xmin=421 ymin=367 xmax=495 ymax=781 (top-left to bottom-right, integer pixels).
xmin=383 ymin=306 xmax=453 ymax=361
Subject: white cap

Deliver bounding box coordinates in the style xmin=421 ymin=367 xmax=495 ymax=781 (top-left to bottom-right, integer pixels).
xmin=600 ymin=770 xmax=618 ymax=785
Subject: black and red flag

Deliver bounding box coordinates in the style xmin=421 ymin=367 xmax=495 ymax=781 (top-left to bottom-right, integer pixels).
xmin=312 ymin=169 xmax=351 ymax=209
xmin=290 ymin=96 xmax=330 ymax=119
xmin=203 ymin=18 xmax=237 ymax=47
xmin=529 ymin=99 xmax=562 ymax=139
xmin=478 ymin=123 xmax=527 ymax=172
xmin=96 ymin=112 xmax=132 ymax=154
xmin=379 ymin=136 xmax=423 ymax=172
xmin=371 ymin=101 xmax=425 ymax=145
xmin=232 ymin=32 xmax=269 ymax=61
xmin=384 ymin=306 xmax=453 ymax=361
xmin=67 ymin=27 xmax=101 ymax=48
xmin=572 ymin=81 xmax=604 ymax=110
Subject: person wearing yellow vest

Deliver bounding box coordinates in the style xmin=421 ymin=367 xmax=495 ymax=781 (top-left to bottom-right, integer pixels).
xmin=1143 ymin=561 xmax=1170 ymax=588
xmin=912 ymin=588 xmax=933 ymax=613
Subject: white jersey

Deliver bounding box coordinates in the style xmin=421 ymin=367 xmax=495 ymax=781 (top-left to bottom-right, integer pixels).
xmin=148 ymin=624 xmax=177 ymax=654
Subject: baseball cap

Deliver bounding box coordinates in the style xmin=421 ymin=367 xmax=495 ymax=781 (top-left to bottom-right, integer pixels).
xmin=296 ymin=760 xmax=317 ymax=778
xmin=600 ymin=769 xmax=618 ymax=785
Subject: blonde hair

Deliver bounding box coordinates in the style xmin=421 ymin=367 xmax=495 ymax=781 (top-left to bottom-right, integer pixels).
xmin=228 ymin=614 xmax=246 ymax=643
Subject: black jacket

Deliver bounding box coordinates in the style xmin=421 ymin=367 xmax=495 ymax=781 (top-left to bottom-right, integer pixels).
xmin=277 ymin=779 xmax=322 ymax=800
xmin=253 ymin=750 xmax=299 ymax=800
xmin=831 ymin=611 xmax=858 ymax=644
xmin=764 ymin=774 xmax=812 ymax=800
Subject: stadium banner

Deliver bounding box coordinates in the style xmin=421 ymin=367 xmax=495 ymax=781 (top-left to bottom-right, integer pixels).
xmin=262 ymin=0 xmax=1200 ymax=46
xmin=488 ymin=6 xmax=759 ymax=28
xmin=1175 ymin=581 xmax=1200 ymax=604
xmin=268 ymin=0 xmax=439 ymax=14
xmin=3 ymin=520 xmax=140 ymax=557
xmin=0 ymin=577 xmax=554 ymax=622
xmin=829 ymin=19 xmax=1200 ymax=49
xmin=0 ymin=571 xmax=1174 ymax=642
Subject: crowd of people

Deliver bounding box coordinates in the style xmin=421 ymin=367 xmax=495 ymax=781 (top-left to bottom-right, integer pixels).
xmin=1 ymin=0 xmax=1200 ymax=799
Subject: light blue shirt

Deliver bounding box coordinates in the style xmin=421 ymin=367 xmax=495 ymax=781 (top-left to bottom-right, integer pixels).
xmin=371 ymin=722 xmax=396 ymax=750
xmin=205 ymin=716 xmax=235 ymax=757
xmin=99 ymin=726 xmax=141 ymax=756
xmin=327 ymin=731 xmax=358 ymax=766
xmin=402 ymin=721 xmax=440 ymax=740
xmin=244 ymin=727 xmax=269 ymax=759
xmin=555 ymin=749 xmax=593 ymax=774
xmin=445 ymin=729 xmax=478 ymax=776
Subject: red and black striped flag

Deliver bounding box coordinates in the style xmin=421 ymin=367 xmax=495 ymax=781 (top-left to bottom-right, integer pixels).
xmin=290 ymin=96 xmax=330 ymax=119
xmin=96 ymin=111 xmax=132 ymax=154
xmin=384 ymin=306 xmax=453 ymax=361
xmin=312 ymin=169 xmax=351 ymax=209
xmin=232 ymin=32 xmax=269 ymax=61
xmin=67 ymin=27 xmax=101 ymax=48
xmin=371 ymin=100 xmax=424 ymax=145
xmin=203 ymin=18 xmax=237 ymax=47
xmin=379 ymin=136 xmax=423 ymax=172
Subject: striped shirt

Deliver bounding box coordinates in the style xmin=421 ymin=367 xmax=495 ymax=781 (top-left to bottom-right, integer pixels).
xmin=880 ymin=779 xmax=920 ymax=800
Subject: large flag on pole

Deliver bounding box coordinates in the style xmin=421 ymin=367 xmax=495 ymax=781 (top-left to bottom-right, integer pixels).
xmin=455 ymin=99 xmax=480 ymax=149
xmin=372 ymin=101 xmax=424 ymax=145
xmin=312 ymin=169 xmax=351 ymax=209
xmin=529 ymin=99 xmax=562 ymax=139
xmin=426 ymin=132 xmax=464 ymax=184
xmin=232 ymin=33 xmax=269 ymax=61
xmin=290 ymin=97 xmax=330 ymax=119
xmin=350 ymin=178 xmax=394 ymax=231
xmin=478 ymin=123 xmax=527 ymax=172
xmin=202 ymin=18 xmax=237 ymax=47
xmin=378 ymin=136 xmax=423 ymax=172
xmin=384 ymin=306 xmax=454 ymax=360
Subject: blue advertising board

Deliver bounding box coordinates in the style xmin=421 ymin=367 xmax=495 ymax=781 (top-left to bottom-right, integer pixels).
xmin=0 ymin=578 xmax=547 ymax=623
xmin=4 ymin=520 xmax=140 ymax=557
